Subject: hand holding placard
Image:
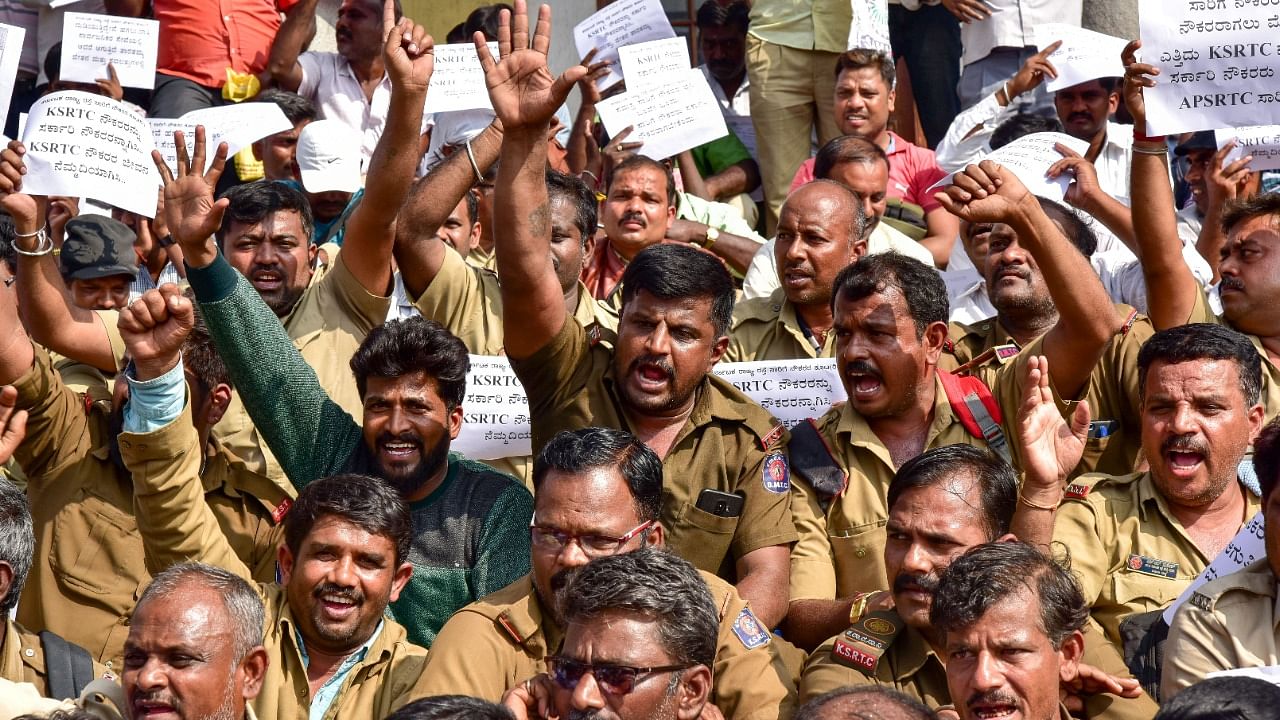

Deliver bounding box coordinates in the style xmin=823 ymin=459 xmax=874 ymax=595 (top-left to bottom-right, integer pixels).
xmin=151 ymin=126 xmax=229 ymax=268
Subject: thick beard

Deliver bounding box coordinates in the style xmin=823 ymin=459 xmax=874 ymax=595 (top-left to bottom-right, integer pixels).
xmin=378 ymin=436 xmax=451 ymax=498
xmin=260 ymin=285 xmax=305 ymax=318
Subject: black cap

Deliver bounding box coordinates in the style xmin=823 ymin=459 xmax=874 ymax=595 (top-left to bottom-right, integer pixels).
xmin=1174 ymin=131 xmax=1217 ymax=157
xmin=59 ymin=215 xmax=138 ymax=281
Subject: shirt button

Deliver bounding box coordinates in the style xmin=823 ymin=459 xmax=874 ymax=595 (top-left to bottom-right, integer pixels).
xmin=24 ymin=648 xmax=33 ymax=657
xmin=106 ymin=660 xmax=113 ymax=667
xmin=223 ymin=15 xmax=230 ymax=20
xmin=854 ymin=548 xmax=866 ymax=558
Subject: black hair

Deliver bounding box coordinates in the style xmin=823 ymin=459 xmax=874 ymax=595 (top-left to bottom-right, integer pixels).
xmin=253 ymin=88 xmax=318 ymax=126
xmin=931 ymin=542 xmax=1088 ymax=649
xmin=695 ymin=0 xmax=749 ymax=32
xmin=547 ymin=169 xmax=597 ymax=244
xmin=1036 ymin=197 xmax=1098 ymax=258
xmin=349 ymin=317 xmax=470 ymax=409
xmin=0 ymin=214 xmax=16 ymax=274
xmin=814 ymin=135 xmax=889 ymax=180
xmin=533 ymin=428 xmax=664 ymax=523
xmin=283 ymin=473 xmax=412 ymax=566
xmin=830 ymin=253 xmax=948 ymax=338
xmin=217 ymin=181 xmax=315 ymax=247
xmin=1222 ymin=192 xmax=1280 ymax=236
xmin=888 ymin=445 xmax=1017 ymax=539
xmin=0 ymin=480 xmax=32 ymax=614
xmin=43 ymin=42 xmax=62 ymax=84
xmin=385 ymin=696 xmax=515 ymax=720
xmin=836 ymin=48 xmax=895 ymax=89
xmin=1252 ymin=416 xmax=1280 ymax=501
xmin=445 ymin=22 xmax=468 ymax=44
xmin=1155 ymin=676 xmax=1280 ymax=720
xmin=463 ymin=189 xmax=479 ymax=227
xmin=465 ymin=4 xmax=513 ymax=41
xmin=795 ymin=686 xmax=937 ymax=720
xmin=183 ymin=292 xmax=232 ymax=396
xmin=1137 ymin=324 xmax=1262 ymax=406
xmin=560 ymin=548 xmax=718 ymax=669
xmin=990 ymin=114 xmax=1064 ymax=151
xmin=621 ymin=244 xmax=735 ymax=337
xmin=611 ymin=155 xmax=676 ymax=208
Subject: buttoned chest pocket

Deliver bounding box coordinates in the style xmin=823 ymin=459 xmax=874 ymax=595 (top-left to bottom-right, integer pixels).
xmin=830 ymin=521 xmax=889 ymax=596
xmin=50 ymin=488 xmax=147 ymax=606
xmin=1111 ymin=570 xmax=1185 ymax=615
xmin=670 ymin=501 xmax=739 ymax=574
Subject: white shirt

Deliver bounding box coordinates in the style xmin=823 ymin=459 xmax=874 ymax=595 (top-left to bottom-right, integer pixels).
xmin=742 ymin=222 xmax=935 ymax=299
xmin=960 ymin=0 xmax=1081 ymax=66
xmin=699 ymin=64 xmax=755 ymax=161
xmin=935 ymin=91 xmax=1020 ymax=173
xmin=298 ymin=51 xmax=393 ymax=169
xmin=1176 ymin=202 xmax=1204 ymax=249
xmin=949 ymin=278 xmax=998 ymax=324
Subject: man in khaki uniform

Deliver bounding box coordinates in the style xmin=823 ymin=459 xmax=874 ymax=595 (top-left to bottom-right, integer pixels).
xmin=799 ymin=445 xmax=1155 ymax=720
xmin=724 ymin=180 xmax=867 ymax=362
xmin=1014 ymin=324 xmax=1266 ymax=668
xmin=482 ymin=21 xmax=794 ymax=628
xmin=784 ymin=160 xmax=1124 ymax=650
xmin=1161 ymin=416 xmax=1280 ymax=700
xmin=423 ymin=427 xmax=797 ymax=720
xmin=0 ymin=271 xmax=285 ymax=670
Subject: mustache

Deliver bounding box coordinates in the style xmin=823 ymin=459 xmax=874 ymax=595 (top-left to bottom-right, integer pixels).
xmin=313 ymin=582 xmax=363 ymax=605
xmin=629 ymin=355 xmax=675 ymax=381
xmin=250 ymin=262 xmax=286 ymax=277
xmin=844 ymin=359 xmax=882 ymax=380
xmin=893 ymin=572 xmax=939 ymax=596
xmin=967 ymin=690 xmax=1022 ymax=712
xmin=1069 ymin=112 xmax=1093 ymax=122
xmin=377 ymin=431 xmax=422 ymax=447
xmin=994 ymin=262 xmax=1029 ymax=280
xmin=550 ymin=566 xmax=580 ymax=596
xmin=1162 ymin=434 xmax=1209 ymax=456
xmin=1220 ymin=275 xmax=1246 ymax=293
xmin=620 ymin=210 xmax=646 ymax=226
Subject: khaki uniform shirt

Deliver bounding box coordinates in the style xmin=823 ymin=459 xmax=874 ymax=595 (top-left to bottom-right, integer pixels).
xmin=1188 ymin=289 xmax=1280 ymax=418
xmin=789 ymin=352 xmax=1037 ymax=601
xmin=1162 ymin=559 xmax=1280 ymax=701
xmin=799 ymin=612 xmax=1158 ymax=720
xmin=511 ymin=319 xmax=797 ymax=579
xmin=420 ymin=574 xmax=797 ymax=720
xmin=119 ymin=404 xmax=429 ymax=719
xmin=0 ymin=619 xmax=114 ymax=698
xmin=466 ymin=245 xmax=496 ymax=271
xmin=1052 ymin=471 xmax=1261 ymax=648
xmin=946 ymin=307 xmax=1154 ymax=477
xmin=14 ymin=349 xmax=288 ymax=669
xmin=214 ymin=250 xmax=391 ymax=491
xmin=724 ymin=289 xmax=835 ymax=362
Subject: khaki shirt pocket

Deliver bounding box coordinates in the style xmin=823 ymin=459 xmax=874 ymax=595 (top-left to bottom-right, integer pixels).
xmin=830 ymin=522 xmax=889 ymax=596
xmin=51 ymin=489 xmax=146 ymax=608
xmin=673 ymin=502 xmax=740 ymax=575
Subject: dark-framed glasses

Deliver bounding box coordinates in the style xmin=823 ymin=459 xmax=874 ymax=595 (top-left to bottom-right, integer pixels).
xmin=546 ymin=655 xmax=692 ymax=695
xmin=529 ymin=519 xmax=655 ymax=557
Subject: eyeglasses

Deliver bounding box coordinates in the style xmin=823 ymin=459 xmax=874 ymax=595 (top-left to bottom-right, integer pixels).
xmin=529 ymin=519 xmax=655 ymax=557
xmin=547 ymin=656 xmax=692 ymax=695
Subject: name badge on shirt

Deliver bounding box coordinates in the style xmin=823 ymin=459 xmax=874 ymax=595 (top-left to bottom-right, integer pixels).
xmin=1126 ymin=554 xmax=1179 ymax=580
xmin=831 ymin=611 xmax=902 ymax=676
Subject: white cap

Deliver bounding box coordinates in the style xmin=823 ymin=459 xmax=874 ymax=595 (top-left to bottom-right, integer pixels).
xmin=296 ymin=119 xmax=363 ymax=194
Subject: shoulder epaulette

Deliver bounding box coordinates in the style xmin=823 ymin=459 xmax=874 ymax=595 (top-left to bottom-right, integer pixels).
xmin=830 ymin=611 xmax=903 ymax=677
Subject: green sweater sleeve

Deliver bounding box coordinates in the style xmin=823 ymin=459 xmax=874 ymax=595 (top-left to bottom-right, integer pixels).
xmin=187 ymin=254 xmax=362 ymax=488
xmin=471 ymin=482 xmax=534 ymax=600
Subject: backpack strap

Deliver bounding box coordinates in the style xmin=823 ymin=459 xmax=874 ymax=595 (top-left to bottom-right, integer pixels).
xmin=40 ymin=629 xmax=95 ymax=700
xmin=789 ymin=418 xmax=848 ymax=512
xmin=935 ymin=369 xmax=1012 ymax=464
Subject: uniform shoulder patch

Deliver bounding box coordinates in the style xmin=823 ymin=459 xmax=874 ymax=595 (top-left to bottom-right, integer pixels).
xmin=763 ymin=451 xmax=790 ymax=494
xmin=271 ymin=498 xmax=293 ymax=525
xmin=759 ymin=422 xmax=785 ymax=450
xmin=992 ymin=344 xmax=1021 ymax=363
xmin=1064 ymin=483 xmax=1092 ymax=500
xmin=731 ymin=607 xmax=771 ymax=649
xmin=830 ymin=611 xmax=902 ymax=676
xmin=1188 ymin=592 xmax=1214 ymax=612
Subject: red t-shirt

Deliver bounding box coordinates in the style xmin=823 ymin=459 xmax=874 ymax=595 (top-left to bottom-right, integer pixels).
xmin=790 ymin=131 xmax=947 ymax=213
xmin=154 ymin=0 xmax=299 ymax=88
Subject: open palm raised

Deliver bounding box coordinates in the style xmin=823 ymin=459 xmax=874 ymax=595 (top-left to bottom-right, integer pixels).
xmin=475 ymin=0 xmax=588 ymax=132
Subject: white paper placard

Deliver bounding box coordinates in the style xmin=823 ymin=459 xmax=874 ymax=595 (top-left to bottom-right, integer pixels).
xmin=149 ymin=103 xmax=292 ymax=178
xmin=1216 ymin=124 xmax=1280 ymax=171
xmin=596 ymin=68 xmax=728 ymax=161
xmin=59 ymin=12 xmax=158 ymax=90
xmin=618 ymin=37 xmax=689 ymax=91
xmin=1033 ymin=23 xmax=1127 ymax=93
xmin=0 ymin=24 xmax=26 ymax=129
xmin=1207 ymin=666 xmax=1280 ymax=685
xmin=425 ymin=42 xmax=498 ymax=114
xmin=573 ymin=0 xmax=676 ymax=89
xmin=931 ymin=132 xmax=1091 ymax=201
xmin=712 ymin=359 xmax=847 ymax=427
xmin=454 ymin=355 xmax=532 ymax=461
xmin=849 ymin=0 xmax=891 ymax=53
xmin=1138 ymin=0 xmax=1280 ymax=135
xmin=1164 ymin=510 xmax=1265 ymax=624
xmin=21 ymin=91 xmax=158 ymax=217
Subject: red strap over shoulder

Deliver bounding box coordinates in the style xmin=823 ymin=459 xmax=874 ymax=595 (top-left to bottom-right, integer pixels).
xmin=935 ymin=369 xmax=1003 ymax=439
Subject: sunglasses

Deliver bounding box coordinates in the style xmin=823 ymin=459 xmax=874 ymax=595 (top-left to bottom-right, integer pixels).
xmin=546 ymin=656 xmax=692 ymax=695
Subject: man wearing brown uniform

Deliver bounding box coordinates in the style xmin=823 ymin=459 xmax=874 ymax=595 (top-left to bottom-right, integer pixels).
xmin=421 ymin=427 xmax=797 ymax=720
xmin=479 ymin=3 xmax=794 ymax=628
xmin=783 ymin=160 xmax=1124 ymax=650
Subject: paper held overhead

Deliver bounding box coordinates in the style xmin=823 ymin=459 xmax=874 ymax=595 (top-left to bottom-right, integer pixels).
xmin=59 ymin=12 xmax=158 ymax=90
xmin=1032 ymin=23 xmax=1127 ymax=93
xmin=595 ymin=68 xmax=728 ymax=161
xmin=929 ymin=132 xmax=1091 ymax=202
xmin=573 ymin=0 xmax=676 ymax=90
xmin=425 ymin=43 xmax=499 ymax=114
xmin=149 ymin=103 xmax=293 ymax=178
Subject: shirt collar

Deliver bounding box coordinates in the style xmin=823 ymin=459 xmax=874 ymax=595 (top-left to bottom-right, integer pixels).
xmin=293 ymin=619 xmax=385 ymax=672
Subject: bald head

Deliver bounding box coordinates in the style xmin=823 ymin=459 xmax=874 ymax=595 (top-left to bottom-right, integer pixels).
xmin=775 ymin=180 xmax=869 ymax=308
xmin=796 ymin=687 xmax=936 ymax=720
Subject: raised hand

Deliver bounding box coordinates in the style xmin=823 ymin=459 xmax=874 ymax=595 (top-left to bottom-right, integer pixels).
xmin=576 ymin=48 xmax=610 ymax=106
xmin=1062 ymin=661 xmax=1144 ymax=713
xmin=475 ymin=0 xmax=588 ymax=132
xmin=1008 ymin=41 xmax=1060 ymax=99
xmin=1122 ymin=40 xmax=1158 ymax=133
xmin=1046 ymin=143 xmax=1104 ymax=209
xmin=95 ymin=62 xmax=124 ymax=102
xmin=0 ymin=141 xmax=44 ymax=235
xmin=0 ymin=385 xmax=27 ymax=466
xmin=383 ymin=0 xmax=433 ymax=93
xmin=941 ymin=0 xmax=992 ymax=22
xmin=1206 ymin=140 xmax=1255 ymax=205
xmin=117 ymin=284 xmax=195 ymax=381
xmin=1017 ymin=355 xmax=1090 ymax=489
xmin=151 ymin=126 xmax=229 ymax=269
xmin=501 ymin=674 xmax=556 ymax=720
xmin=935 ymin=159 xmax=1035 ymax=225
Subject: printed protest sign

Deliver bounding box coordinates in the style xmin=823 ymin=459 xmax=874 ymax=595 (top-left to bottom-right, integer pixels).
xmin=60 ymin=12 xmax=158 ymax=89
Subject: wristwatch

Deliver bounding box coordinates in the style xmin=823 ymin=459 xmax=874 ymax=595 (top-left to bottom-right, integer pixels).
xmin=158 ymin=234 xmax=176 ymax=248
xmin=700 ymin=226 xmax=719 ymax=250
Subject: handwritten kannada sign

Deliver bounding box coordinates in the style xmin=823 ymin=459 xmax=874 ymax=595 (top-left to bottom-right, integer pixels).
xmin=573 ymin=0 xmax=676 ymax=89
xmin=618 ymin=37 xmax=689 ymax=90
xmin=849 ymin=0 xmax=891 ymax=53
xmin=60 ymin=12 xmax=158 ymax=90
xmin=1139 ymin=0 xmax=1280 ymax=135
xmin=149 ymin=103 xmax=293 ymax=178
xmin=21 ymin=91 xmax=158 ymax=217
xmin=1164 ymin=510 xmax=1264 ymax=623
xmin=931 ymin=132 xmax=1091 ymax=201
xmin=1033 ymin=23 xmax=1128 ymax=93
xmin=712 ymin=359 xmax=847 ymax=426
xmin=1217 ymin=124 xmax=1280 ymax=171
xmin=425 ymin=42 xmax=499 ymax=114
xmin=595 ymin=68 xmax=728 ymax=161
